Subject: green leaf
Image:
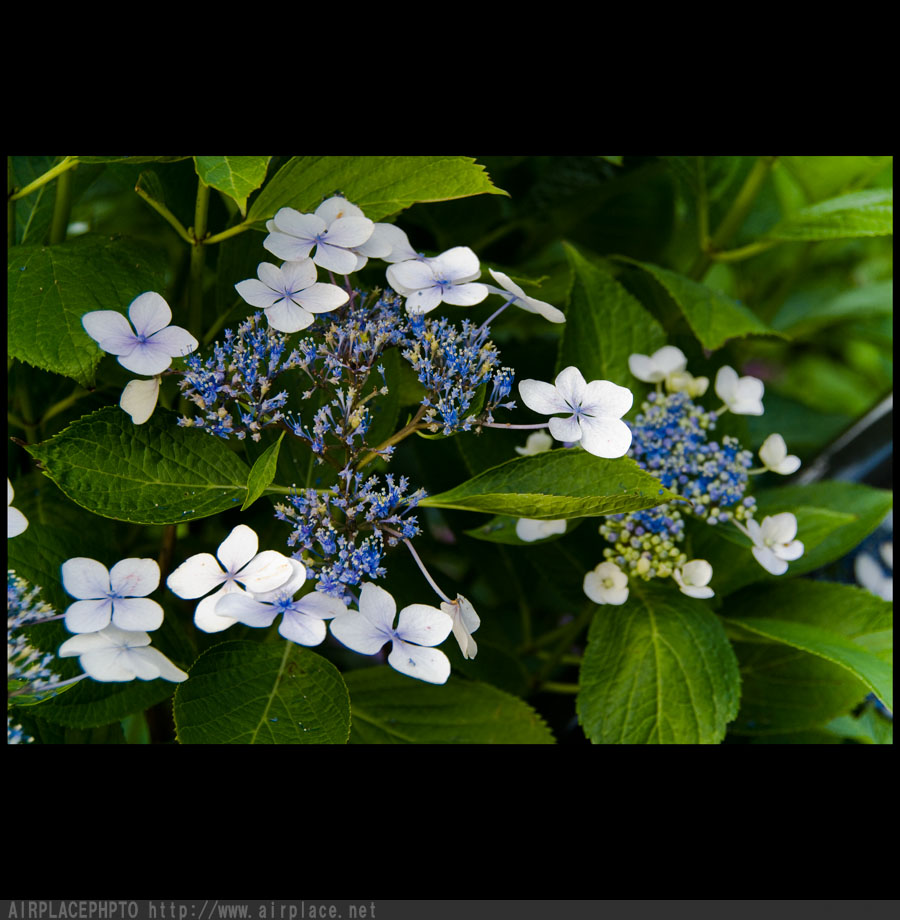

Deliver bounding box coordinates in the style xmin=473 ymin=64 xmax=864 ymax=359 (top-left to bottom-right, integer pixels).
xmin=778 ymin=156 xmax=892 ymax=202
xmin=766 ymin=189 xmax=893 ymax=240
xmin=173 ymin=641 xmax=350 ymax=744
xmin=8 ymin=233 xmax=168 ymax=387
xmin=556 ymin=242 xmax=667 ymax=387
xmin=419 ymin=449 xmax=680 ymax=520
xmin=247 ymin=155 xmax=507 ymax=224
xmin=772 ymin=281 xmax=894 ymax=337
xmin=75 ymin=156 xmax=191 ymax=164
xmin=724 ymin=617 xmax=891 ymax=713
xmin=344 ymin=668 xmax=555 ymax=744
xmin=194 ymin=156 xmax=272 ymax=217
xmin=615 ymin=256 xmax=782 ymax=350
xmin=577 ymin=582 xmax=741 ymax=744
xmin=242 ymin=431 xmax=284 ymax=511
xmin=25 ymin=406 xmax=251 ymax=525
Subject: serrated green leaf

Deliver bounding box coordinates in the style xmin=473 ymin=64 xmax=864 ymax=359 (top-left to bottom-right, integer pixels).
xmin=420 ymin=449 xmax=679 ymax=520
xmin=344 ymin=668 xmax=555 ymax=744
xmin=174 ymin=641 xmax=350 ymax=744
xmin=194 ymin=156 xmax=271 ymax=217
xmin=242 ymin=431 xmax=284 ymax=511
xmin=557 ymin=242 xmax=667 ymax=388
xmin=8 ymin=233 xmax=169 ymax=387
xmin=25 ymin=406 xmax=251 ymax=525
xmin=615 ymin=256 xmax=782 ymax=350
xmin=577 ymin=582 xmax=741 ymax=744
xmin=247 ymin=155 xmax=507 ymax=224
xmin=766 ymin=189 xmax=893 ymax=240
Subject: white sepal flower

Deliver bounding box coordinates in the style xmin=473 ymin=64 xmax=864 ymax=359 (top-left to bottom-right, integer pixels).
xmin=8 ymin=479 xmax=28 ymax=539
xmin=215 ymin=559 xmax=346 ymax=647
xmin=746 ymin=513 xmax=804 ymax=575
xmin=263 ymin=198 xmax=376 ymax=274
xmin=61 ymin=557 xmax=163 ymax=634
xmin=758 ymin=433 xmax=801 ymax=475
xmin=386 ymin=246 xmax=488 ymax=315
xmin=440 ymin=593 xmax=481 ymax=660
xmin=515 ymin=518 xmax=567 ymax=542
xmin=628 ymin=346 xmax=687 ymax=384
xmin=672 ymin=559 xmax=715 ymax=599
xmin=518 ymin=366 xmax=633 ymax=458
xmin=715 ymin=365 xmax=765 ymax=416
xmin=514 ymin=431 xmax=554 ymax=456
xmin=58 ymin=624 xmax=187 ymax=683
xmin=120 ymin=376 xmax=161 ymax=425
xmin=485 ymin=269 xmax=566 ymax=323
xmin=330 ymin=582 xmax=453 ymax=684
xmin=166 ymin=524 xmax=294 ymax=633
xmin=583 ymin=561 xmax=629 ymax=605
xmin=235 ymin=260 xmax=349 ymax=333
xmin=82 ymin=292 xmax=198 ymax=376
xmin=854 ymin=545 xmax=893 ymax=601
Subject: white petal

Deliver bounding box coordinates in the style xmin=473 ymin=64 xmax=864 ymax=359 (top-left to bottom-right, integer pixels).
xmin=117 ymin=340 xmax=175 ymax=376
xmin=518 ymin=379 xmax=570 ymax=416
xmin=581 ymin=380 xmax=634 ymax=420
xmin=273 ymin=208 xmax=324 ymax=238
xmin=628 ymin=353 xmax=662 ymax=383
xmin=358 ymin=581 xmax=397 ymax=631
xmin=651 ymin=346 xmax=687 ymax=376
xmin=265 ymin=301 xmax=314 ymax=333
xmin=395 ymin=604 xmax=453 ymax=647
xmin=322 ymin=216 xmax=374 ymax=249
xmin=292 ymin=590 xmax=346 ymax=620
xmin=250 ymin=559 xmax=307 ymax=602
xmin=235 ymin=277 xmax=283 ymax=309
xmin=64 ymin=598 xmax=113 ymax=633
xmin=315 ymin=197 xmax=366 ymax=223
xmin=217 ymin=524 xmax=258 ymax=572
xmin=442 ymin=282 xmax=489 ymax=306
xmin=61 ymin=557 xmax=110 ymax=599
xmin=578 ymin=416 xmax=633 ymax=459
xmin=404 ymin=287 xmax=443 ymax=315
xmin=330 ymin=610 xmax=389 ymax=655
xmin=548 ymin=415 xmax=583 ymax=443
xmin=715 ymin=365 xmax=739 ymax=402
xmin=387 ymin=259 xmax=436 ymax=293
xmin=679 ymin=583 xmax=715 ymax=599
xmin=109 ymin=558 xmax=160 ymax=598
xmin=312 ymin=241 xmax=360 ymax=275
xmin=120 ymin=377 xmax=160 ymax=424
xmin=111 ymin=597 xmax=164 ymax=632
xmin=776 ymin=539 xmax=804 ymax=562
xmin=682 ymin=559 xmax=713 ymax=587
xmin=515 ymin=518 xmax=567 ymax=542
xmin=135 ymin=646 xmax=188 ymax=682
xmin=387 ymin=639 xmax=451 ymax=684
xmin=127 ymin=292 xmax=172 ymax=337
xmin=765 ymin=512 xmax=798 ymax=545
xmin=376 ymin=224 xmax=418 ymax=263
xmin=77 ymin=648 xmax=140 ymax=682
xmin=193 ymin=584 xmax=241 ymax=632
xmin=553 ymin=366 xmax=587 ymax=408
xmin=235 ymin=550 xmax=294 ymax=594
xmin=263 ymin=231 xmax=314 ymax=262
xmin=751 ymin=545 xmax=788 ymax=575
xmin=147 ymin=324 xmax=198 ymax=360
xmin=8 ymin=506 xmax=28 ymax=538
xmin=294 ymin=282 xmax=350 ymax=314
xmin=759 ymin=433 xmax=787 ymax=467
xmin=357 ymin=223 xmax=398 ymax=258
xmin=278 ymin=611 xmax=327 ymax=647
xmin=280 ymin=258 xmax=318 ymax=292
xmin=431 ymin=246 xmax=480 ymax=282
xmin=82 ymin=310 xmax=139 ymax=355
xmin=166 ymin=553 xmax=226 ymax=599
xmin=215 ymin=592 xmax=279 ymax=628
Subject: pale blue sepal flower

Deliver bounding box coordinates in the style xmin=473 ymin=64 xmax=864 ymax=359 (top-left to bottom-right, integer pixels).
xmin=8 ymin=479 xmax=28 ymax=538
xmin=387 ymin=246 xmax=488 ymax=315
xmin=715 ymin=365 xmax=765 ymax=416
xmin=216 ymin=559 xmax=346 ymax=647
xmin=58 ymin=624 xmax=188 ymax=683
xmin=518 ymin=366 xmax=633 ymax=458
xmin=61 ymin=557 xmax=163 ymax=634
xmin=485 ymin=269 xmax=566 ymax=323
xmin=235 ymin=260 xmax=349 ymax=333
xmin=330 ymin=582 xmax=453 ymax=684
xmin=82 ymin=292 xmax=198 ymax=376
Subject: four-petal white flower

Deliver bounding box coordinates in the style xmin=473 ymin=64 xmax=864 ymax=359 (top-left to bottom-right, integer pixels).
xmin=58 ymin=624 xmax=187 ymax=683
xmin=386 ymin=246 xmax=488 ymax=315
xmin=216 ymin=559 xmax=346 ymax=646
xmin=440 ymin=593 xmax=481 ymax=660
xmin=583 ymin=561 xmax=629 ymax=606
xmin=715 ymin=365 xmax=765 ymax=416
xmin=518 ymin=366 xmax=633 ymax=458
xmin=758 ymin=433 xmax=801 ymax=475
xmin=8 ymin=479 xmax=28 ymax=539
xmin=672 ymin=559 xmax=715 ymax=599
xmin=166 ymin=524 xmax=294 ymax=633
xmin=628 ymin=345 xmax=688 ymax=384
xmin=61 ymin=557 xmax=163 ymax=634
xmin=235 ymin=260 xmax=349 ymax=333
xmin=515 ymin=518 xmax=567 ymax=542
xmin=330 ymin=582 xmax=453 ymax=684
xmin=745 ymin=512 xmax=804 ymax=575
xmin=82 ymin=292 xmax=198 ymax=376
xmin=485 ymin=269 xmax=566 ymax=323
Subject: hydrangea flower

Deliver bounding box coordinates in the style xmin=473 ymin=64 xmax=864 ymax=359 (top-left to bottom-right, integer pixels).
xmin=234 ymin=260 xmax=349 ymax=333
xmin=485 ymin=269 xmax=566 ymax=323
xmin=515 ymin=518 xmax=567 ymax=542
xmin=744 ymin=512 xmax=804 ymax=575
xmin=514 ymin=431 xmax=554 ymax=456
xmin=583 ymin=561 xmax=629 ymax=605
xmin=330 ymin=582 xmax=453 ymax=684
xmin=628 ymin=346 xmax=688 ymax=385
xmin=714 ymin=365 xmax=764 ymax=416
xmin=386 ymin=246 xmax=488 ymax=315
xmin=672 ymin=559 xmax=715 ymax=599
xmin=82 ymin=292 xmax=198 ymax=376
xmin=166 ymin=524 xmax=294 ymax=633
xmin=58 ymin=624 xmax=188 ymax=683
xmin=758 ymin=433 xmax=801 ymax=475
xmin=518 ymin=366 xmax=633 ymax=458
xmin=215 ymin=558 xmax=346 ymax=646
xmin=120 ymin=376 xmax=161 ymax=425
xmin=8 ymin=479 xmax=28 ymax=538
xmin=61 ymin=557 xmax=163 ymax=634
xmin=263 ymin=198 xmax=385 ymax=274
xmin=440 ymin=594 xmax=481 ymax=660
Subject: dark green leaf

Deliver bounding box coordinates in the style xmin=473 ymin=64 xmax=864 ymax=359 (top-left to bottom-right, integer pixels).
xmin=766 ymin=189 xmax=893 ymax=240
xmin=194 ymin=156 xmax=272 ymax=216
xmin=242 ymin=431 xmax=284 ymax=511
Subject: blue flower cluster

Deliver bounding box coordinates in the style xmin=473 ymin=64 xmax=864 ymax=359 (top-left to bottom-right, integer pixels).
xmin=403 ymin=313 xmax=515 ymax=435
xmin=177 ymin=312 xmax=303 ymax=441
xmin=600 ymin=390 xmax=756 ymax=581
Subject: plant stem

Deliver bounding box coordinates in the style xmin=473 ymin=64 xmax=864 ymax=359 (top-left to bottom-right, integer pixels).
xmin=356 ymin=405 xmax=427 ymax=470
xmin=135 ymin=183 xmax=192 ymax=244
xmin=9 ymin=156 xmax=77 ymax=201
xmin=205 ymin=221 xmax=252 ymax=245
xmin=540 ymin=681 xmax=579 ymax=694
xmin=48 ymin=166 xmax=73 ymax=245
xmin=189 ymin=179 xmax=210 ymax=333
